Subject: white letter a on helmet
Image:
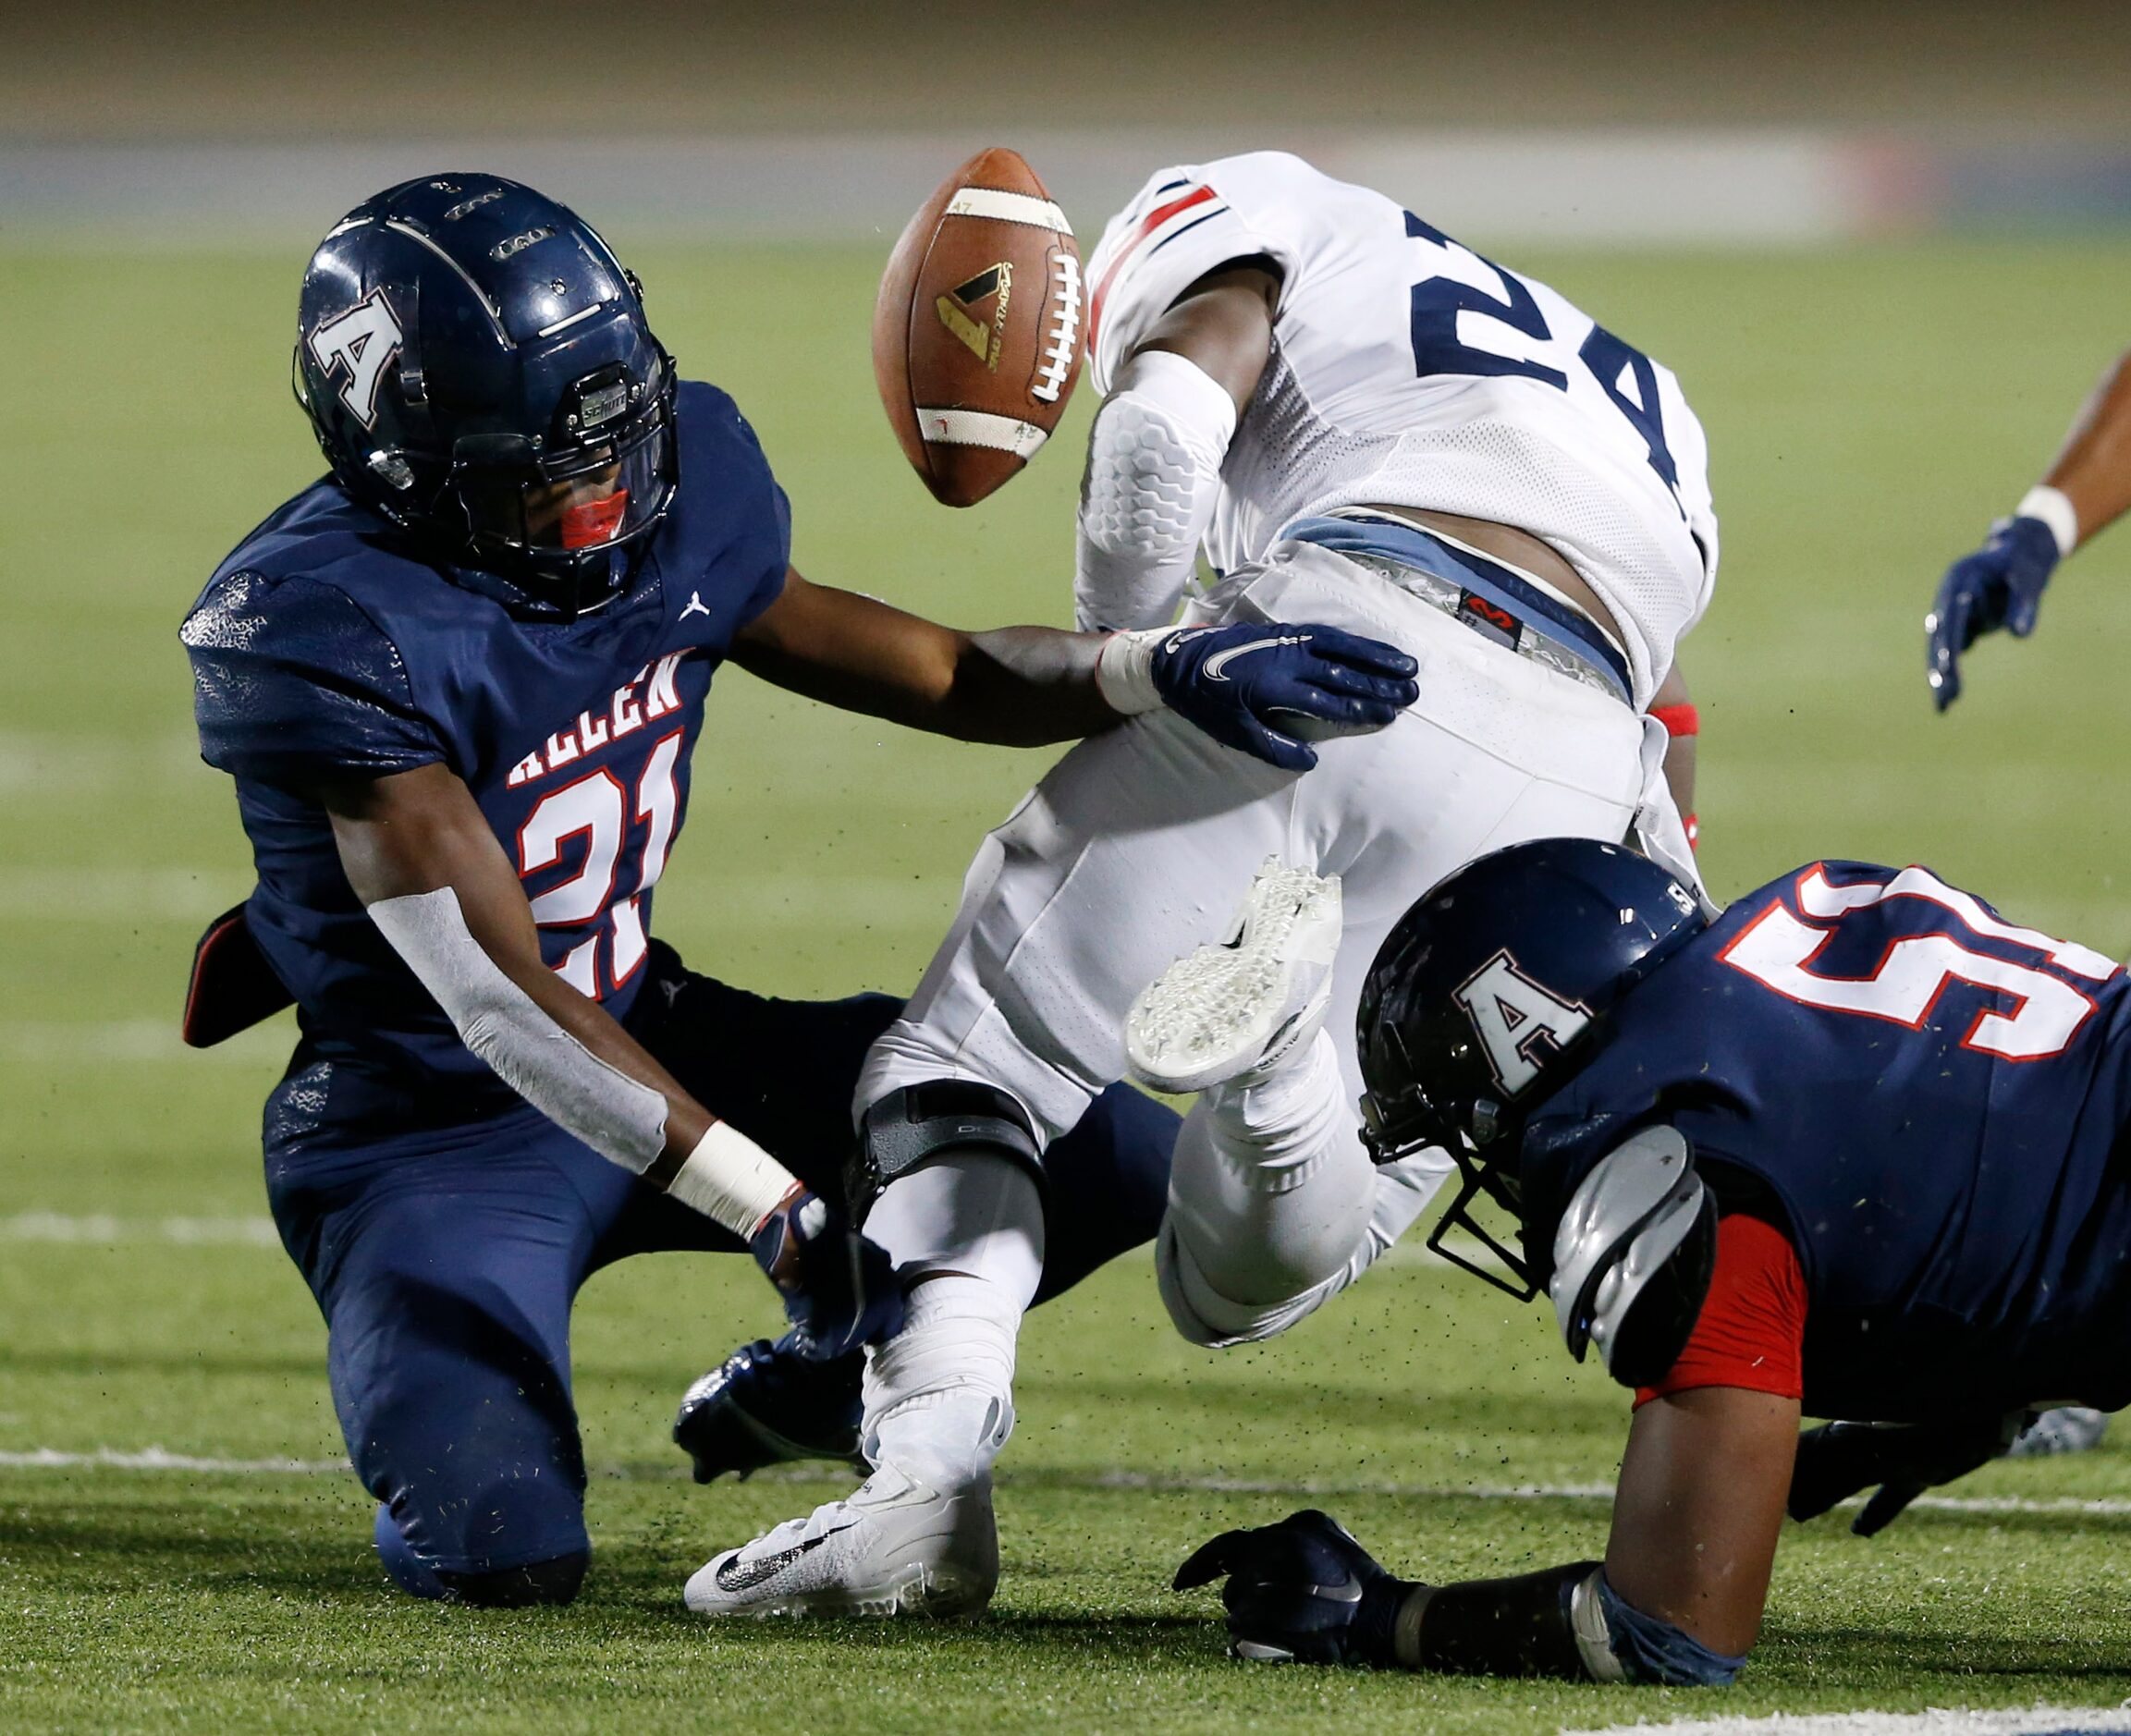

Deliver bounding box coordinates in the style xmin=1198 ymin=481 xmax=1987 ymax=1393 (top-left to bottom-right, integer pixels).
xmin=1453 ymin=951 xmax=1592 ymax=1095
xmin=308 ymin=291 xmax=404 ymax=431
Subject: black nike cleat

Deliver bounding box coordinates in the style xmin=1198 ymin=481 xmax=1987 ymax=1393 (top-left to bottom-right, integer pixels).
xmin=673 ymin=1335 xmax=866 ymax=1484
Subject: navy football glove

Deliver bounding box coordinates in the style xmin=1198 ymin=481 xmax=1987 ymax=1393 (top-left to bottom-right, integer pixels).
xmin=1143 ymin=623 xmax=1419 ymax=772
xmin=1926 ymin=515 xmax=2060 ymax=711
xmin=672 ymin=1333 xmax=866 ymax=1484
xmin=1174 ymin=1509 xmax=1417 ymax=1665
xmin=748 ymin=1189 xmax=905 ymax=1362
xmin=1787 ymin=1413 xmax=2020 ymax=1536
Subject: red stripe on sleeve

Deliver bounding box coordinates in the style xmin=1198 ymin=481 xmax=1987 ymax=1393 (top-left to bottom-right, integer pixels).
xmin=1088 ymin=184 xmax=1217 ymax=356
xmin=1634 ymin=1213 xmax=1806 ymax=1407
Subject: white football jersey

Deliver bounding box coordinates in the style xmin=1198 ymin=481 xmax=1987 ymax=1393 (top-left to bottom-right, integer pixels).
xmin=1085 ymin=152 xmax=1719 ymax=703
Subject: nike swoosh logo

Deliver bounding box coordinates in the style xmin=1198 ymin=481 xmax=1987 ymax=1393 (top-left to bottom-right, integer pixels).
xmin=1306 ymin=1576 xmax=1365 ymax=1603
xmin=1202 ymin=635 xmax=1311 ymax=681
xmin=712 ymin=1522 xmax=860 ymax=1593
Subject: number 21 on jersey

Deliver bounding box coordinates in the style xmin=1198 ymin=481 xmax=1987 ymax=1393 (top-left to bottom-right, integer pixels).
xmin=1719 ymin=864 xmax=2117 ymax=1061
xmin=515 ymin=736 xmax=682 ymax=998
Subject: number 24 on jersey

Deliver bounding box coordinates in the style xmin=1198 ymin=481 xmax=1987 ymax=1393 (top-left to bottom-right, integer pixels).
xmin=1402 ymin=213 xmax=1683 ymax=509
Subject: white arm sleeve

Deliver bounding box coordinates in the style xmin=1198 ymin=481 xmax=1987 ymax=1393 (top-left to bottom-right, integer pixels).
xmin=367 ymin=887 xmax=795 ymax=1237
xmin=1073 ymin=349 xmax=1238 ymax=633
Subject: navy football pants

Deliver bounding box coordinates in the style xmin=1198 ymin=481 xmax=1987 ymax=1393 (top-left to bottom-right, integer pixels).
xmin=265 ymin=950 xmax=1179 ymax=1588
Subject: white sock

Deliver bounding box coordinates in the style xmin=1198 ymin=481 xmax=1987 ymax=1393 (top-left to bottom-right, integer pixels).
xmin=856 ymin=1154 xmax=1044 ymax=1491
xmin=863 ymin=1275 xmax=1021 ymax=1487
xmin=1200 ymin=1029 xmax=1349 ymax=1192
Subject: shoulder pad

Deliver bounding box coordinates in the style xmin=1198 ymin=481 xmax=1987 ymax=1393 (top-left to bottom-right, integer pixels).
xmin=1550 ymin=1124 xmax=1715 ymax=1384
xmin=182 ymin=569 xmax=442 ymax=785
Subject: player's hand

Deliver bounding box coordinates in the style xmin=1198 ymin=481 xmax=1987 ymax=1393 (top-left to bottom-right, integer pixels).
xmin=1174 ymin=1509 xmax=1416 ymax=1665
xmin=1151 ymin=622 xmax=1419 ymax=772
xmin=1926 ymin=516 xmax=2060 ymax=711
xmin=748 ymin=1188 xmax=905 ymax=1361
xmin=1786 ymin=1414 xmax=2018 ymax=1535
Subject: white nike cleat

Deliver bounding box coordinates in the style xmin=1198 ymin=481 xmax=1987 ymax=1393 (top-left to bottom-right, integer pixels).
xmin=1126 ymin=858 xmax=1342 ymax=1095
xmin=682 ymin=1464 xmax=998 ymax=1619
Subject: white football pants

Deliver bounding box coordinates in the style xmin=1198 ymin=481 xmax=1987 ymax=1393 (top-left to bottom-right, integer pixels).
xmin=858 ymin=536 xmax=1682 ymax=1379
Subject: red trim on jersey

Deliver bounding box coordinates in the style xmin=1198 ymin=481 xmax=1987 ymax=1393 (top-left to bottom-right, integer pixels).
xmin=1634 ymin=1213 xmax=1806 ymax=1407
xmin=1649 ymin=701 xmax=1700 ymax=739
xmin=1088 ymin=184 xmax=1217 ymax=357
xmin=1683 ymin=811 xmax=1700 ymax=852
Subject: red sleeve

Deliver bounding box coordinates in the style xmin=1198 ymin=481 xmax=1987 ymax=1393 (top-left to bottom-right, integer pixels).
xmin=1634 ymin=1212 xmax=1806 ymax=1407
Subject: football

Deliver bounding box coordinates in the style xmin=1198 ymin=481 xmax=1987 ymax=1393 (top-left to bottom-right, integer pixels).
xmin=871 ymin=147 xmax=1085 ymax=507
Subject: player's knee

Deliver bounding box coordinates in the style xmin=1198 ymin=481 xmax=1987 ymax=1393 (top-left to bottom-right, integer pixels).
xmin=1153 ymin=1220 xmax=1326 ymax=1350
xmin=854 ymin=1082 xmax=1045 ymax=1220
xmin=435 ymin=1549 xmax=591 ymax=1608
xmin=374 ymin=1500 xmax=454 ymax=1601
xmin=371 ymin=1473 xmax=592 ymax=1610
xmin=373 ymin=1508 xmax=588 ymax=1619
xmin=1165 ymin=1107 xmax=1374 ymax=1303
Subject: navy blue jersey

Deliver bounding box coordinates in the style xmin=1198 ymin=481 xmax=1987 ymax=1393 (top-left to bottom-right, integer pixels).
xmin=182 ymin=382 xmax=789 ymax=1138
xmin=1521 ymin=862 xmax=2131 ymax=1421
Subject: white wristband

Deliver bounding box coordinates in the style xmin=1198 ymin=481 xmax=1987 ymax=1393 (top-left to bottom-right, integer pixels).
xmin=666 ymin=1120 xmax=800 ymax=1239
xmin=1095 ymin=627 xmax=1168 ymax=715
xmin=2016 ymin=484 xmax=2079 ymax=557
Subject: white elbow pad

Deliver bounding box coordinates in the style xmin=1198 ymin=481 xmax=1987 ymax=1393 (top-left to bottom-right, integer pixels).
xmin=1074 ymin=349 xmax=1237 ymax=632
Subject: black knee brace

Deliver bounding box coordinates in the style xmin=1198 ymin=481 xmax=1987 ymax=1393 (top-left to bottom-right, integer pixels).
xmin=851 ymin=1082 xmax=1045 ymax=1220
xmin=434 ymin=1548 xmax=591 ymax=1608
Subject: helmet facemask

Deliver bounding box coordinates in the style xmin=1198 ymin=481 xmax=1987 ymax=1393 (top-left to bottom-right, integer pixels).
xmin=445 ymin=346 xmax=678 ymax=618
xmin=1353 ymin=1009 xmax=1526 ymax=1299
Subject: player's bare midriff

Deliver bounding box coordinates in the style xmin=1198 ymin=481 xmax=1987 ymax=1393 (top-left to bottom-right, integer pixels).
xmin=1365 ymin=503 xmax=1626 ymax=652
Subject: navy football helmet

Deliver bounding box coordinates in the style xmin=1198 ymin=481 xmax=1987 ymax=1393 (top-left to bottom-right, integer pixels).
xmin=293 ymin=173 xmax=677 ymax=617
xmin=1355 ymin=837 xmax=1706 ymax=1297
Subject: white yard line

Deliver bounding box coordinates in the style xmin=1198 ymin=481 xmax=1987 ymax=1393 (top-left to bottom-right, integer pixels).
xmin=0 ymin=865 xmax=251 ymax=921
xmin=0 ymin=1019 xmax=288 ymax=1065
xmin=0 ymin=1447 xmax=344 ymax=1473
xmin=1561 ymin=1709 xmax=2131 ymax=1735
xmin=4 ymin=1450 xmax=2129 ymax=1520
xmin=1019 ymin=1474 xmax=2131 ymax=1518
xmin=0 ymin=1213 xmax=280 ymax=1246
xmin=0 ymin=1205 xmax=1500 ymax=1274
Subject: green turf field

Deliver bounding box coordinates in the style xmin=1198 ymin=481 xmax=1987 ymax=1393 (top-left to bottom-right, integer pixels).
xmin=4 ymin=237 xmax=2131 ymax=1734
